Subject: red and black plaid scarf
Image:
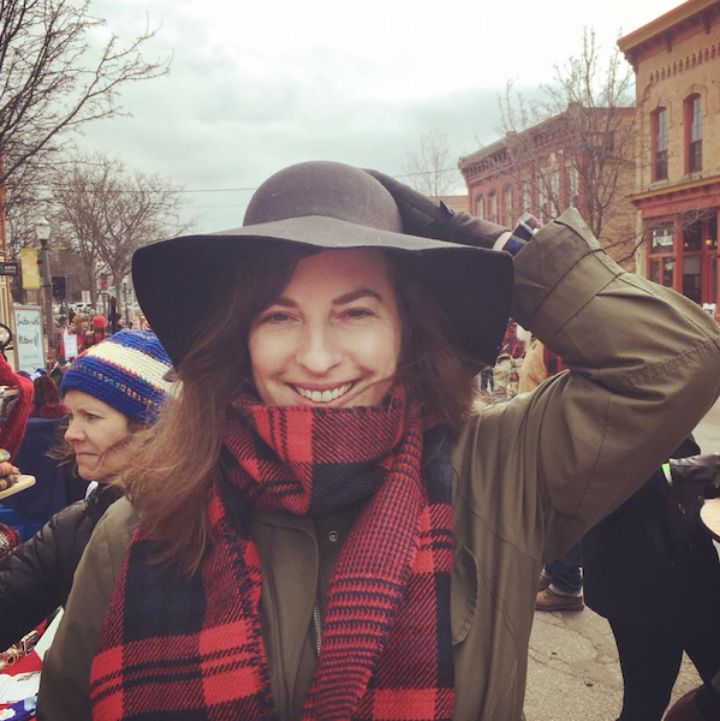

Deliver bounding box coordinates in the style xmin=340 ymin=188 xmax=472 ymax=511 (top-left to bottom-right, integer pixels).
xmin=89 ymin=388 xmax=454 ymax=721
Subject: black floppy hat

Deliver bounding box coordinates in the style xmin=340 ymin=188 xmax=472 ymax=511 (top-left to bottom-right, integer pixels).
xmin=132 ymin=161 xmax=514 ymax=369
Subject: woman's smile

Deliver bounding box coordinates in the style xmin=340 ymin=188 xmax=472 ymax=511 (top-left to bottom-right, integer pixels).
xmin=249 ymin=248 xmax=403 ymax=408
xmin=291 ymin=381 xmax=355 ymax=404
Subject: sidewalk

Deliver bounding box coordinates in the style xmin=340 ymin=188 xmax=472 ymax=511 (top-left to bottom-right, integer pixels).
xmin=523 ymin=397 xmax=720 ymax=720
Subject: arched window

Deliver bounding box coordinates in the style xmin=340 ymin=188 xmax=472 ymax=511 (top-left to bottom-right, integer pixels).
xmin=488 ymin=192 xmax=498 ymax=224
xmin=685 ymin=94 xmax=703 ymax=173
xmin=652 ymin=107 xmax=668 ymax=181
xmin=474 ymin=194 xmax=485 ymax=219
xmin=502 ymin=185 xmax=513 ymax=227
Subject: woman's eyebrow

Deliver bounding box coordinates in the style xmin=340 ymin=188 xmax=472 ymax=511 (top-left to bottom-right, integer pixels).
xmin=333 ymin=288 xmax=382 ymax=305
xmin=270 ymin=297 xmax=298 ymax=308
xmin=269 ymin=288 xmax=382 ymax=308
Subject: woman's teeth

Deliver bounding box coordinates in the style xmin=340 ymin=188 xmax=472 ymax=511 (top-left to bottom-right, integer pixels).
xmin=295 ymin=383 xmax=353 ymax=403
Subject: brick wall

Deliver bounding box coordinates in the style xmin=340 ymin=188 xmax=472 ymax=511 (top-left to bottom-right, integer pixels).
xmin=632 ymin=9 xmax=720 ymax=191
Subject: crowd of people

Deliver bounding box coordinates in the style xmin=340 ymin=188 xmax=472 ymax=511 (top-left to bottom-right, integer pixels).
xmin=0 ymin=160 xmax=717 ymax=721
xmin=50 ymin=311 xmax=152 ymax=368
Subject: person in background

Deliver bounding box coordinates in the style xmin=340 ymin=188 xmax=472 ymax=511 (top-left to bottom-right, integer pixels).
xmin=57 ymin=313 xmax=89 ymax=361
xmin=30 ymin=376 xmax=66 ymax=420
xmin=517 ymin=337 xmax=583 ymax=612
xmin=0 ymin=330 xmax=173 ymax=652
xmin=37 ymin=161 xmax=720 ymax=721
xmin=85 ymin=315 xmax=108 ymax=349
xmin=584 ymin=446 xmax=720 ymax=721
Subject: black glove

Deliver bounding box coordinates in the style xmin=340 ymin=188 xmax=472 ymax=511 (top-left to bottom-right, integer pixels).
xmin=364 ymin=168 xmax=509 ymax=249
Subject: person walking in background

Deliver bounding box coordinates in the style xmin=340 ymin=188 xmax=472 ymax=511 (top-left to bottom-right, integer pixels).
xmin=36 ymin=161 xmax=720 ymax=721
xmin=0 ymin=330 xmax=173 ymax=652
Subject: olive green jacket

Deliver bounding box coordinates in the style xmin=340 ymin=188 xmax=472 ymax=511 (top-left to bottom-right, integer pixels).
xmin=37 ymin=209 xmax=720 ymax=721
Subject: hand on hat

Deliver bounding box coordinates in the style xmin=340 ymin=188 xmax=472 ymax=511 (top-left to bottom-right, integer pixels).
xmin=364 ymin=168 xmax=509 ymax=249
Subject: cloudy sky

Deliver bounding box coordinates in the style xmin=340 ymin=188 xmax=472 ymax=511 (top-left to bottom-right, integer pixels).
xmin=79 ymin=0 xmax=682 ymax=232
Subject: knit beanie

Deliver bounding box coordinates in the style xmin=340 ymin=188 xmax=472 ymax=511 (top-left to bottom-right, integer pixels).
xmin=60 ymin=330 xmax=173 ymax=426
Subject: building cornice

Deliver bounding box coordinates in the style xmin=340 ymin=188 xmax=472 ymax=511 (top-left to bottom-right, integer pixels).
xmin=629 ymin=173 xmax=720 ymax=202
xmin=618 ymin=0 xmax=720 ymax=63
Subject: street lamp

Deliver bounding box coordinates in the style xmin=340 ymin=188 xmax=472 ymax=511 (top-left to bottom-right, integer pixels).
xmin=122 ymin=280 xmax=130 ymax=327
xmin=34 ymin=216 xmax=54 ymax=350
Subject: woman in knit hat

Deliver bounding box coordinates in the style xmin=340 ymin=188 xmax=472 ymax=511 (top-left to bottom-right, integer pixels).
xmin=0 ymin=329 xmax=173 ymax=652
xmin=39 ymin=161 xmax=720 ymax=721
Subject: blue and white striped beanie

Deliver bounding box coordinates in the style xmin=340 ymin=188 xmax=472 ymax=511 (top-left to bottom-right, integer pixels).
xmin=60 ymin=329 xmax=173 ymax=425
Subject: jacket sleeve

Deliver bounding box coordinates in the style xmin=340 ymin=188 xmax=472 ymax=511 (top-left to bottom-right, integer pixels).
xmin=36 ymin=497 xmax=136 ymax=721
xmin=669 ymin=453 xmax=720 ymax=495
xmin=498 ymin=208 xmax=720 ymax=559
xmin=0 ymin=502 xmax=88 ymax=650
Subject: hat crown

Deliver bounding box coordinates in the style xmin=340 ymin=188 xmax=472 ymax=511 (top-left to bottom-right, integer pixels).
xmin=60 ymin=329 xmax=173 ymax=425
xmin=243 ymin=161 xmax=403 ymax=233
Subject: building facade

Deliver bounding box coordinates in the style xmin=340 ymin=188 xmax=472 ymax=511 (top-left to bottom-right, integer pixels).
xmin=458 ymin=106 xmax=637 ymax=269
xmin=619 ymin=0 xmax=720 ymax=312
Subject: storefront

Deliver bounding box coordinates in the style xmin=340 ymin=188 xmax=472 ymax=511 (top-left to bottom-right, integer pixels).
xmin=633 ymin=177 xmax=720 ymax=316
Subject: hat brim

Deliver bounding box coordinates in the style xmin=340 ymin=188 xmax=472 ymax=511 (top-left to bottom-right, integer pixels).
xmin=132 ymin=215 xmax=514 ymax=369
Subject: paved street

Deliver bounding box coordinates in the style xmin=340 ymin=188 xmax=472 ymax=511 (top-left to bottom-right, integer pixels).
xmin=524 ymin=397 xmax=720 ymax=720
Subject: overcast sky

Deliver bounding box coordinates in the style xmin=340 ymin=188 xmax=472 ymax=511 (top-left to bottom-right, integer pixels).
xmin=78 ymin=0 xmax=682 ymax=233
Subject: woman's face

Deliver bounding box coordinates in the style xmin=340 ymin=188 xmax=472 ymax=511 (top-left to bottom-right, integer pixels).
xmin=249 ymin=248 xmax=403 ymax=408
xmin=63 ymin=390 xmax=130 ymax=481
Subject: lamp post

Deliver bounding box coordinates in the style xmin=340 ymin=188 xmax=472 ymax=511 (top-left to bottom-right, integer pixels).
xmin=34 ymin=217 xmax=54 ymax=348
xmin=122 ymin=280 xmax=130 ymax=327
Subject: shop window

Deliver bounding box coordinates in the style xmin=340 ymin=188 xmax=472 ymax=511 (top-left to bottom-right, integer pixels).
xmin=707 ymin=215 xmax=718 ymax=251
xmin=647 ymin=220 xmax=675 ymax=290
xmin=652 ymin=108 xmax=668 ymax=181
xmin=649 ymin=257 xmax=675 ymax=287
xmin=683 ymin=218 xmax=703 ymax=251
xmin=649 ymin=221 xmax=674 ymax=253
xmin=685 ymin=94 xmax=703 ymax=173
xmin=682 ymin=255 xmax=702 ymax=304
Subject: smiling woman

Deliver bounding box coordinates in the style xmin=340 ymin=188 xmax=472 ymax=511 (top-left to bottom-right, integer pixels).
xmin=248 ymin=248 xmax=402 ymax=408
xmin=37 ymin=160 xmax=720 ymax=721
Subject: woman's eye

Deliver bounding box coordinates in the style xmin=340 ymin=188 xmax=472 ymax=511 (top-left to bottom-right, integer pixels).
xmin=261 ymin=311 xmax=292 ymax=323
xmin=342 ymin=307 xmax=374 ymax=319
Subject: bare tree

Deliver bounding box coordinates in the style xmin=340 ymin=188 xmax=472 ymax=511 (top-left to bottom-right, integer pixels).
xmin=402 ymin=129 xmax=457 ymax=199
xmin=0 ymin=0 xmax=169 ymax=187
xmin=499 ymin=28 xmax=638 ymax=262
xmin=50 ymin=153 xmax=186 ymax=304
xmin=2 ymin=159 xmax=49 ymax=257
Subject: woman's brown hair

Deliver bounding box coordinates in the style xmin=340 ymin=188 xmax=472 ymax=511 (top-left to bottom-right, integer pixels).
xmin=129 ymin=245 xmax=476 ymax=576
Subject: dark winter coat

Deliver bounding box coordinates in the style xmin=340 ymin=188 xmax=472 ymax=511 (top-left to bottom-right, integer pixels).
xmin=0 ymin=484 xmax=122 ymax=650
xmin=583 ymin=452 xmax=720 ymax=627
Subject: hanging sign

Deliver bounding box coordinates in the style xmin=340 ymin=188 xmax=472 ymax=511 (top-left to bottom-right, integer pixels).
xmin=13 ymin=305 xmax=45 ymax=373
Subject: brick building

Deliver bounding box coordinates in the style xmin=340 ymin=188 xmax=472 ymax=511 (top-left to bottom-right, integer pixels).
xmin=618 ymin=0 xmax=720 ymax=310
xmin=457 ymin=106 xmax=637 ymax=268
xmin=437 ymin=194 xmax=469 ymax=214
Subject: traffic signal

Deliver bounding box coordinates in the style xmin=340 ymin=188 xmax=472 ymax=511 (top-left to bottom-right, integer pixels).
xmin=51 ymin=275 xmax=67 ymax=301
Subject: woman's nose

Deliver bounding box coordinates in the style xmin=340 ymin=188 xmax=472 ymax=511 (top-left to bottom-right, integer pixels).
xmin=64 ymin=420 xmax=83 ymax=443
xmin=295 ymin=324 xmax=341 ymax=374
